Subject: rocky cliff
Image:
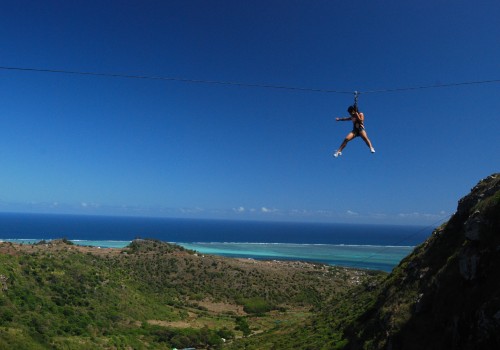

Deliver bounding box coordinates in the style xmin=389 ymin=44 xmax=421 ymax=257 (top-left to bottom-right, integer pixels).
xmin=344 ymin=174 xmax=500 ymax=350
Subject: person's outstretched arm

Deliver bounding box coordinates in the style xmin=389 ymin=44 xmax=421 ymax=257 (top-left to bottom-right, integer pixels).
xmin=335 ymin=116 xmax=351 ymax=121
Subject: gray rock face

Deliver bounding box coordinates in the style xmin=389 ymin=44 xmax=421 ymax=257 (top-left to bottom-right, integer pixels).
xmin=464 ymin=210 xmax=483 ymax=241
xmin=458 ymin=245 xmax=479 ymax=281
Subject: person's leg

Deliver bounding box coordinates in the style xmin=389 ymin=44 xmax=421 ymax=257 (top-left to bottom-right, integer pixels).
xmin=339 ymin=132 xmax=355 ymax=152
xmin=334 ymin=132 xmax=355 ymax=157
xmin=359 ymin=130 xmax=375 ymax=152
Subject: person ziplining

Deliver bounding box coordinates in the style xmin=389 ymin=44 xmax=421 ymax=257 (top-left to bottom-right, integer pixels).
xmin=333 ymin=94 xmax=375 ymax=158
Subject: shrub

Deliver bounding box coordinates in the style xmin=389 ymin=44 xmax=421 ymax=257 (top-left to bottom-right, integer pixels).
xmin=235 ymin=317 xmax=251 ymax=336
xmin=240 ymin=297 xmax=273 ymax=314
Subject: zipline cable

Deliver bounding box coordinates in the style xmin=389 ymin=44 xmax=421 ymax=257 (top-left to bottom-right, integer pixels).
xmin=0 ymin=65 xmax=353 ymax=94
xmin=1 ymin=65 xmax=499 ymax=96
xmin=361 ymin=80 xmax=500 ymax=94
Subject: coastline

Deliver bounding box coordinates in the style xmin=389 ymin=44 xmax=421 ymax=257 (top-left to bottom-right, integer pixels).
xmin=1 ymin=238 xmax=414 ymax=272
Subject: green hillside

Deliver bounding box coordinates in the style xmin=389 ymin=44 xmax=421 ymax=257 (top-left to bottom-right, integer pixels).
xmin=0 ymin=237 xmax=380 ymax=349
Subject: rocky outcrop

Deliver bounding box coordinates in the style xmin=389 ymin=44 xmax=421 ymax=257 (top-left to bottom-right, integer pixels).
xmin=0 ymin=274 xmax=8 ymax=291
xmin=343 ymin=174 xmax=500 ymax=350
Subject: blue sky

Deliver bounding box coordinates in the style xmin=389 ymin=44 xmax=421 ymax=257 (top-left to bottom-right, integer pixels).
xmin=0 ymin=1 xmax=498 ymax=225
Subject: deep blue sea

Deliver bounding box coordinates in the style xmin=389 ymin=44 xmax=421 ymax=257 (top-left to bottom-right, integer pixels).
xmin=0 ymin=212 xmax=434 ymax=272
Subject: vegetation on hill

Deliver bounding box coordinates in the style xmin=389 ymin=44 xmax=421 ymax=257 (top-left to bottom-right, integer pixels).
xmin=0 ymin=237 xmax=379 ymax=349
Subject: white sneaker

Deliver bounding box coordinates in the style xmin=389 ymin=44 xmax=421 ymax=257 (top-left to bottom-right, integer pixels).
xmin=333 ymin=151 xmax=342 ymax=158
xmin=370 ymin=147 xmax=376 ymax=153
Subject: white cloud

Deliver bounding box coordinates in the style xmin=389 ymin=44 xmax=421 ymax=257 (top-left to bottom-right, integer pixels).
xmin=399 ymin=212 xmax=417 ymax=217
xmin=80 ymin=202 xmax=101 ymax=209
xmin=290 ymin=209 xmax=308 ymax=215
xmin=233 ymin=206 xmax=245 ymax=213
xmin=346 ymin=210 xmax=359 ymax=216
xmin=179 ymin=207 xmax=205 ymax=214
xmin=398 ymin=211 xmax=449 ymax=220
xmin=369 ymin=213 xmax=388 ymax=219
xmin=261 ymin=207 xmax=278 ymax=213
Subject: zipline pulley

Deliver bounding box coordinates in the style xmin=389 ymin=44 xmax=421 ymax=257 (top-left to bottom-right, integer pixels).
xmin=353 ymin=91 xmax=360 ymax=109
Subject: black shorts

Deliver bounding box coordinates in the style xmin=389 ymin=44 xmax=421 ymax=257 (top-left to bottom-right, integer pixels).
xmin=352 ymin=127 xmax=365 ymax=137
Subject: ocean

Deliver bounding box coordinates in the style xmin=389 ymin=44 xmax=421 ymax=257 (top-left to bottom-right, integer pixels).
xmin=0 ymin=212 xmax=434 ymax=272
